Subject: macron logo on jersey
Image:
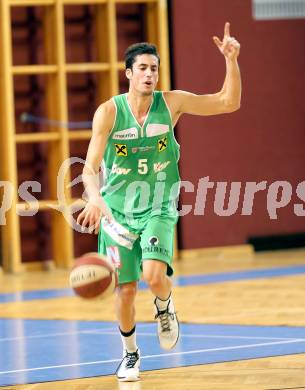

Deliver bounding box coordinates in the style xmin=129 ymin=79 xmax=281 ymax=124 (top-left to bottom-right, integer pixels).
xmin=112 ymin=127 xmax=138 ymax=140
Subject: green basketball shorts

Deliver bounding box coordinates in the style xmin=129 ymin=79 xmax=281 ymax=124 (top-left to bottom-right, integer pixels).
xmin=98 ymin=209 xmax=178 ymax=285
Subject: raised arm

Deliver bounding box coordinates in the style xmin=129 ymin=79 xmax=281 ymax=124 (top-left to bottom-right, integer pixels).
xmin=165 ymin=22 xmax=241 ymax=122
xmin=77 ymin=100 xmax=115 ymax=233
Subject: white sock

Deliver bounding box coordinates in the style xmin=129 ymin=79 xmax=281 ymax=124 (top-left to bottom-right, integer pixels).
xmin=156 ymin=292 xmax=171 ymax=311
xmin=120 ymin=326 xmax=138 ymax=353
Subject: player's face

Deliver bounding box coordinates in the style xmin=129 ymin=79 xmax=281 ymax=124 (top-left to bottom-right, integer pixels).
xmin=126 ymin=54 xmax=159 ymax=96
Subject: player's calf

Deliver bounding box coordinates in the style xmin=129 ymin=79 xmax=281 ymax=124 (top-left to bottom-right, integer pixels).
xmin=116 ymin=325 xmax=140 ymax=381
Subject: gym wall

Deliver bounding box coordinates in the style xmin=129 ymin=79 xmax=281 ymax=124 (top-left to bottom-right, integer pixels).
xmin=170 ymin=0 xmax=305 ymax=249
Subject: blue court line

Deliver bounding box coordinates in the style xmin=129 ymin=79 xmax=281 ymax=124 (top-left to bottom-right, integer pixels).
xmin=1 ymin=264 xmax=305 ymax=304
xmin=1 ymin=319 xmax=305 ymax=386
xmin=169 ymin=264 xmax=305 ymax=288
xmin=0 ymin=288 xmax=74 ymax=303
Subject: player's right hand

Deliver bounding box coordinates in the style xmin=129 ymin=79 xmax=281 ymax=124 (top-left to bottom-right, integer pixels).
xmin=77 ymin=197 xmax=113 ymax=234
xmin=213 ymin=22 xmax=240 ymax=60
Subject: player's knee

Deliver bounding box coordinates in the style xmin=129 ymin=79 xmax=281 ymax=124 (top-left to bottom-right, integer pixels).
xmin=143 ymin=260 xmax=167 ymax=286
xmin=143 ymin=271 xmax=165 ymax=290
xmin=117 ymin=283 xmax=137 ymax=305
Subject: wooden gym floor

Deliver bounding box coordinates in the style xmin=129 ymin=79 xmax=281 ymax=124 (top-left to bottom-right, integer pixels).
xmin=1 ymin=248 xmax=305 ymax=389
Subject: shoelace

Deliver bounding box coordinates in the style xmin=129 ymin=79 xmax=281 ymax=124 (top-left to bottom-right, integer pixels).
xmin=155 ymin=309 xmax=175 ymax=332
xmin=124 ymin=351 xmax=139 ymax=369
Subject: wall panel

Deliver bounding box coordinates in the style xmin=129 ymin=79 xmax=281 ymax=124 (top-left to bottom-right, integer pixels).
xmin=171 ymin=0 xmax=305 ymax=248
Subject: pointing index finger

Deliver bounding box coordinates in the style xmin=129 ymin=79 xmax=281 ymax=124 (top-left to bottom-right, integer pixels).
xmin=224 ymin=22 xmax=230 ymax=37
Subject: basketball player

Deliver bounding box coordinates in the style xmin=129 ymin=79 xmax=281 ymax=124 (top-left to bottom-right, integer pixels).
xmin=77 ymin=22 xmax=241 ymax=381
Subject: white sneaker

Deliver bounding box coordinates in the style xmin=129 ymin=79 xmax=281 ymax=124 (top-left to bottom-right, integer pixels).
xmin=154 ymin=297 xmax=179 ymax=350
xmin=116 ymin=349 xmax=140 ymax=382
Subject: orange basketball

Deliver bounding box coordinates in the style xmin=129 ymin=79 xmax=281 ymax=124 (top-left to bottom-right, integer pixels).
xmin=69 ymin=253 xmax=118 ymax=299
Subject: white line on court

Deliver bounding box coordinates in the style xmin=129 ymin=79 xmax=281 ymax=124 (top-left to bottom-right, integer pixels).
xmin=0 ymin=338 xmax=304 ymax=376
xmin=0 ymin=328 xmax=118 ymax=342
xmin=0 ymin=329 xmax=303 ymax=343
xmin=87 ymin=330 xmax=305 ymax=341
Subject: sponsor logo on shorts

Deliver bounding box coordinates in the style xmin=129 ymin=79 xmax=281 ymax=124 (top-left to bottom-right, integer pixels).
xmin=153 ymin=161 xmax=170 ymax=173
xmin=132 ymin=146 xmax=155 ymax=153
xmin=148 ymin=236 xmax=159 ymax=246
xmin=158 ymin=137 xmax=167 ymax=152
xmin=112 ymin=127 xmax=138 ymax=140
xmin=143 ymin=236 xmax=169 ymax=257
xmin=111 ymin=163 xmax=131 ymax=175
xmin=115 ymin=144 xmax=128 ymax=156
xmin=102 ymin=217 xmax=138 ymax=250
xmin=142 ymin=246 xmax=170 ymax=257
xmin=106 ymin=246 xmax=121 ymax=269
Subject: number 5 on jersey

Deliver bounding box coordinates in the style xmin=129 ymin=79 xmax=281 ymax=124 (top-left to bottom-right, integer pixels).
xmin=138 ymin=159 xmax=148 ymax=174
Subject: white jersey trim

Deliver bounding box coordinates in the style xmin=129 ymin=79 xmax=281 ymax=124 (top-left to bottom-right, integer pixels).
xmin=146 ymin=123 xmax=169 ymax=137
xmin=109 ymin=97 xmax=117 ymax=135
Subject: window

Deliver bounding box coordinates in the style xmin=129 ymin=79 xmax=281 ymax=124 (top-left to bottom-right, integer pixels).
xmin=253 ymin=0 xmax=305 ymax=20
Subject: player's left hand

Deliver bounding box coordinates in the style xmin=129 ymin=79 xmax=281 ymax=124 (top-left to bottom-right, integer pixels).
xmin=213 ymin=22 xmax=240 ymax=60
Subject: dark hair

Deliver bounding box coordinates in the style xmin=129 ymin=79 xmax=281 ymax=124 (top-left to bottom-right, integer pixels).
xmin=124 ymin=42 xmax=160 ymax=70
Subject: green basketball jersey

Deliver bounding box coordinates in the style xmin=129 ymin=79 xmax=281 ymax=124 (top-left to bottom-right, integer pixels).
xmin=101 ymin=91 xmax=180 ymax=218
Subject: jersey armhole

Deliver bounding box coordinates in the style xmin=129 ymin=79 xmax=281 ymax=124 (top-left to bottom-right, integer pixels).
xmin=161 ymin=91 xmax=173 ymax=128
xmin=162 ymin=91 xmax=180 ymax=150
